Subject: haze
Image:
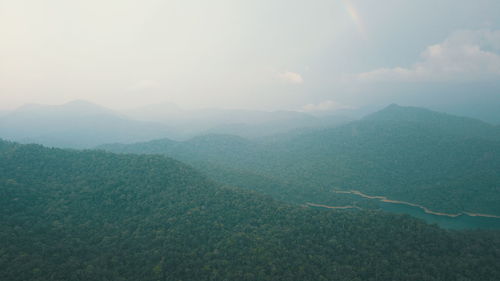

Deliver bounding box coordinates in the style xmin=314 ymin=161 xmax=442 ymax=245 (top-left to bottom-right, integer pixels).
xmin=3 ymin=1 xmax=500 ymax=279
xmin=1 ymin=0 xmax=500 ymax=121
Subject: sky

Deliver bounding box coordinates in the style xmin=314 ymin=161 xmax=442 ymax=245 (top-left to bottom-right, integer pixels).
xmin=1 ymin=0 xmax=500 ymax=116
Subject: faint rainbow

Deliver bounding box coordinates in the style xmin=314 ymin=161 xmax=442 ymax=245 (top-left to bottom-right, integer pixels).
xmin=343 ymin=0 xmax=367 ymax=39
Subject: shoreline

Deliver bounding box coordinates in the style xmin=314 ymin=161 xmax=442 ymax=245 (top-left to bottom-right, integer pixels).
xmin=333 ymin=190 xmax=500 ymax=219
xmin=306 ymin=202 xmax=361 ymax=210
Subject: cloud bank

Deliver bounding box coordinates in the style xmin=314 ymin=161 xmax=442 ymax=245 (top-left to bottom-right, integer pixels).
xmin=355 ymin=30 xmax=500 ymax=82
xmin=301 ymin=100 xmax=353 ymax=113
xmin=277 ymin=71 xmax=304 ymax=84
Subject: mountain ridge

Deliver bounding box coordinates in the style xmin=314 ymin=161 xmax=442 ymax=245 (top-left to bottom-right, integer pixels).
xmin=2 ymin=139 xmax=500 ymax=280
xmin=361 ymin=104 xmax=500 ymax=140
xmin=0 ymin=100 xmax=181 ymax=148
xmin=99 ymin=105 xmax=500 ymax=216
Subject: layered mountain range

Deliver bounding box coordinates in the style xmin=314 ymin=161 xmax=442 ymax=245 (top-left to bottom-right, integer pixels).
xmin=100 ymin=104 xmax=500 ymax=215
xmin=0 ymin=100 xmax=350 ymax=148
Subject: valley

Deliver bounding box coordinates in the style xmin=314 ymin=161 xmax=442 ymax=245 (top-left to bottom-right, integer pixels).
xmin=333 ymin=190 xmax=500 ymax=219
xmin=100 ymin=104 xmax=500 ymax=217
xmin=4 ymin=2 xmax=500 ymax=279
xmin=2 ymin=104 xmax=500 ymax=280
xmin=2 ymin=139 xmax=500 ymax=280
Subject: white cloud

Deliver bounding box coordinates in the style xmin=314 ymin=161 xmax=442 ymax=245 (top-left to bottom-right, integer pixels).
xmin=355 ymin=30 xmax=500 ymax=82
xmin=128 ymin=80 xmax=160 ymax=91
xmin=301 ymin=100 xmax=354 ymax=113
xmin=277 ymin=71 xmax=304 ymax=84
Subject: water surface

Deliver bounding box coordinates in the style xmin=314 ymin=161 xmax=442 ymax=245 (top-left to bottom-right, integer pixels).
xmin=378 ymin=200 xmax=500 ymax=230
xmin=329 ymin=191 xmax=500 ymax=230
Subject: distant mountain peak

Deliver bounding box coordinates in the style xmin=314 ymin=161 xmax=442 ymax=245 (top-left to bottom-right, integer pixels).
xmin=15 ymin=103 xmax=44 ymax=112
xmin=11 ymin=100 xmax=119 ymax=118
xmin=386 ymin=103 xmax=401 ymax=108
xmin=358 ymin=103 xmax=500 ymax=141
xmin=11 ymin=100 xmax=113 ymax=115
xmin=363 ymin=104 xmax=444 ymax=122
xmin=60 ymin=99 xmax=114 ymax=112
xmin=381 ymin=103 xmax=429 ymax=113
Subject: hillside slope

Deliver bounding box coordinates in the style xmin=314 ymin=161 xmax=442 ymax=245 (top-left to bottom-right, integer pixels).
xmin=2 ymin=140 xmax=500 ymax=280
xmin=99 ymin=105 xmax=500 ymax=215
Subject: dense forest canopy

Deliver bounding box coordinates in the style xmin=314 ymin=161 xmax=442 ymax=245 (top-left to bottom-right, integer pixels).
xmin=99 ymin=105 xmax=500 ymax=215
xmin=2 ymin=139 xmax=500 ymax=280
xmin=4 ymin=0 xmax=500 ymax=279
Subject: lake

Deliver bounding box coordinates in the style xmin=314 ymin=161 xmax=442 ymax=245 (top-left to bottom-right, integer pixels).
xmin=329 ymin=191 xmax=500 ymax=230
xmin=378 ymin=200 xmax=500 ymax=230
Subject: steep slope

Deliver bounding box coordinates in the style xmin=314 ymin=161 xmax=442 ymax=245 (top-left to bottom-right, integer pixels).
xmin=100 ymin=134 xmax=271 ymax=172
xmin=276 ymin=105 xmax=500 ymax=214
xmin=0 ymin=100 xmax=179 ymax=148
xmin=100 ymin=105 xmax=500 ymax=215
xmin=1 ymin=139 xmax=500 ymax=280
xmin=363 ymin=104 xmax=500 ymax=141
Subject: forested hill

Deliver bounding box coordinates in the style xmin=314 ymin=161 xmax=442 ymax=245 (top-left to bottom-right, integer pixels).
xmin=275 ymin=104 xmax=500 ymax=214
xmin=362 ymin=104 xmax=500 ymax=141
xmin=99 ymin=105 xmax=500 ymax=215
xmin=2 ymin=139 xmax=500 ymax=280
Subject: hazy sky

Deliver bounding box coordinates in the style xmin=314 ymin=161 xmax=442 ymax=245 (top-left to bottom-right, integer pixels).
xmin=1 ymin=0 xmax=500 ymax=112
